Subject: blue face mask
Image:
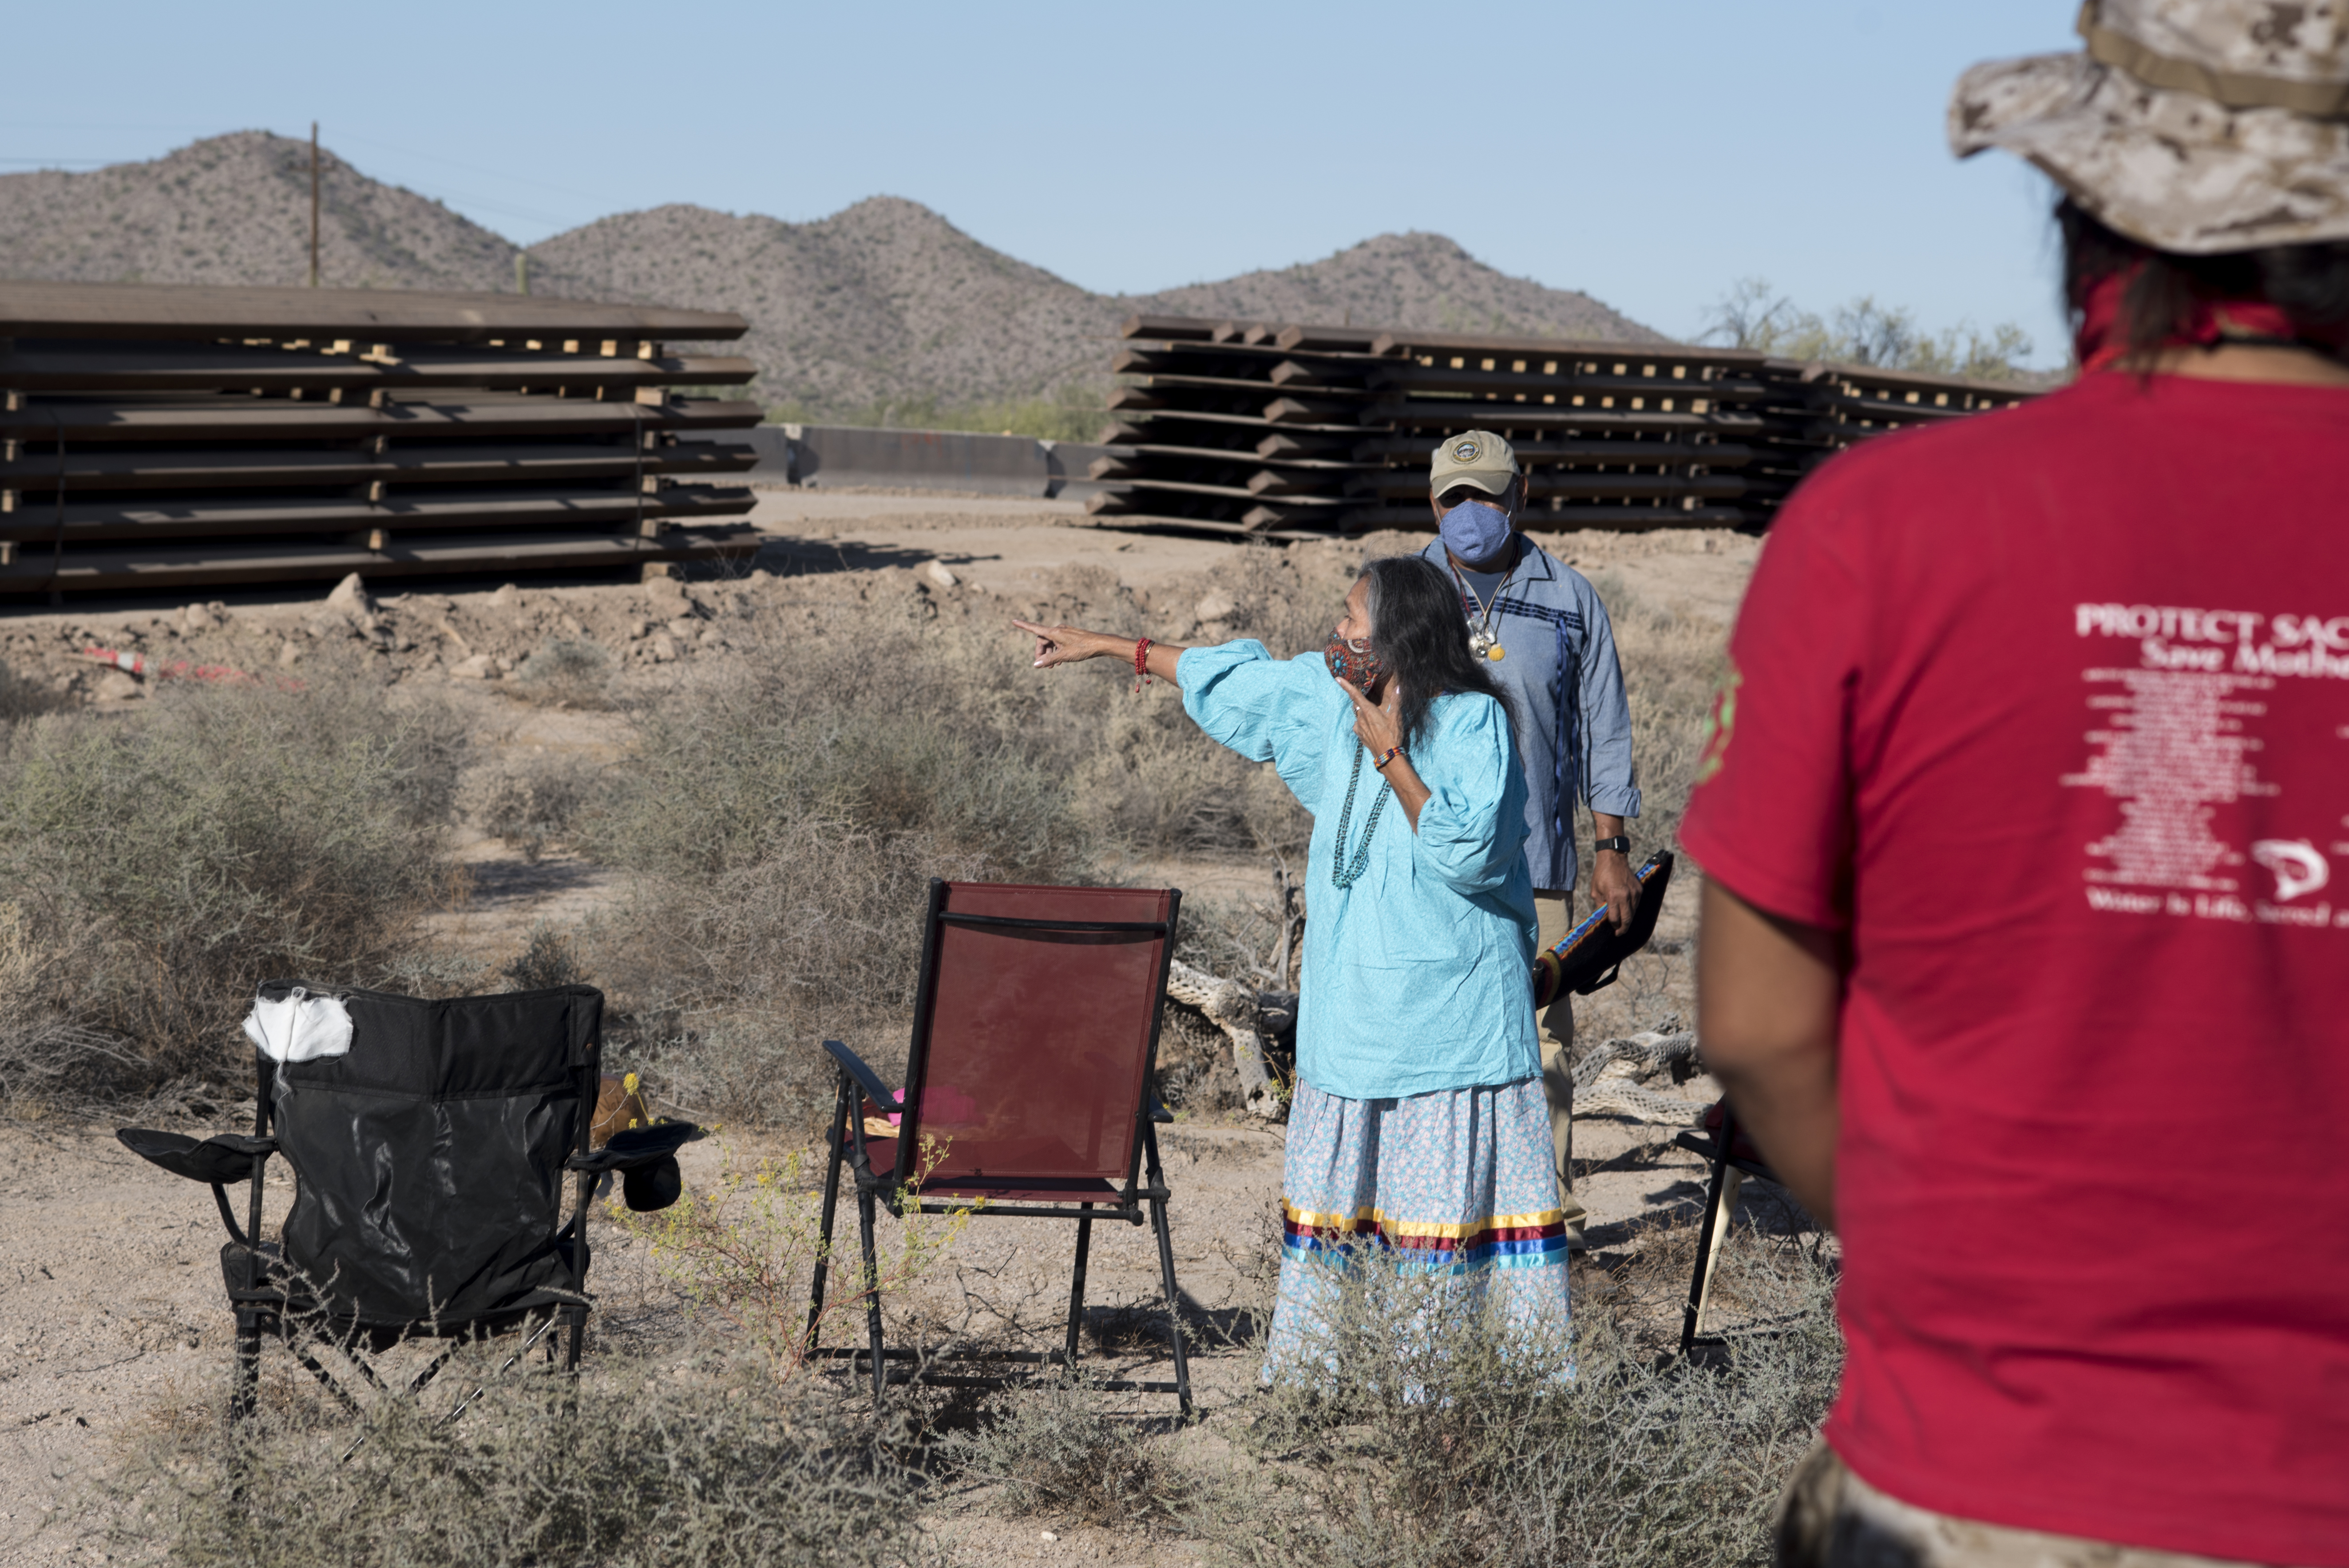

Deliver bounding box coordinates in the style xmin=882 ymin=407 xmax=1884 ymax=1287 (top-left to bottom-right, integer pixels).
xmin=1438 ymin=497 xmax=1513 ymax=567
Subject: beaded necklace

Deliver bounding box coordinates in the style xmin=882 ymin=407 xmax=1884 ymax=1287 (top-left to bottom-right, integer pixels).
xmin=1329 ymin=745 xmax=1392 ymax=889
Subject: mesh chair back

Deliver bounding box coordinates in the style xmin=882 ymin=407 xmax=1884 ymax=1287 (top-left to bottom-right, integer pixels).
xmin=261 ymin=981 xmax=601 ymax=1328
xmin=892 ymin=882 xmax=1175 ymax=1196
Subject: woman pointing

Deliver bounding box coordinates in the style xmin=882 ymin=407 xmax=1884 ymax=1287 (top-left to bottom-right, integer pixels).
xmin=1014 ymin=554 xmax=1570 ymax=1370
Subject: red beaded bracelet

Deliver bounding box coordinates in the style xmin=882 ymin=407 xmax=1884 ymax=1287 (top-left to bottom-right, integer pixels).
xmin=1133 ymin=637 xmax=1153 ymax=693
xmin=1373 ymin=745 xmax=1404 ymax=771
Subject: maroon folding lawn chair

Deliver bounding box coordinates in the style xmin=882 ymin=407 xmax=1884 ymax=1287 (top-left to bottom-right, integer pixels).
xmin=805 ymin=878 xmax=1192 ymax=1411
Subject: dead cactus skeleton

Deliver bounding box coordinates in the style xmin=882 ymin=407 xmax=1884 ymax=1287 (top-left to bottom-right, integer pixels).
xmin=1164 ymin=958 xmax=1290 ymax=1120
xmin=1572 ymin=1030 xmax=1703 ymax=1123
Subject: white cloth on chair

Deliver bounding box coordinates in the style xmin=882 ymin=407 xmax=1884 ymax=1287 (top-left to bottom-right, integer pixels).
xmin=242 ymin=987 xmax=354 ymax=1063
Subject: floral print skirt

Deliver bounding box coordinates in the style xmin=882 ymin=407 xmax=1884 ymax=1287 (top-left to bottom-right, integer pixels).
xmin=1265 ymin=1075 xmax=1573 ymax=1380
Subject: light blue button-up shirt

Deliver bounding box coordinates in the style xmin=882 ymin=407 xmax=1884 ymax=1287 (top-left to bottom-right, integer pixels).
xmin=1418 ymin=536 xmax=1641 ymax=895
xmin=1179 ymin=640 xmax=1540 ymax=1101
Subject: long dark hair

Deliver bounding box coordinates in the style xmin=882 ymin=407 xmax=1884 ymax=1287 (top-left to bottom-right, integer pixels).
xmin=1358 ymin=554 xmax=1516 ymax=749
xmin=2058 ymin=196 xmax=2349 ymax=363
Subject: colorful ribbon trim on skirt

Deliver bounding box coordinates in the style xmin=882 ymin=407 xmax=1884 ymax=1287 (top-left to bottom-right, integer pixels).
xmin=1282 ymin=1201 xmax=1569 ymax=1270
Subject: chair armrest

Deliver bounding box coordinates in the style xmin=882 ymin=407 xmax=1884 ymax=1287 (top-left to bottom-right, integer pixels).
xmin=1148 ymin=1096 xmax=1174 ymax=1125
xmin=117 ymin=1128 xmax=276 ymax=1185
xmin=566 ymin=1121 xmax=702 ymax=1174
xmin=1670 ymin=1130 xmax=1778 ymax=1184
xmin=118 ymin=1130 xmax=278 ymax=1244
xmin=822 ymin=1038 xmax=900 ymax=1113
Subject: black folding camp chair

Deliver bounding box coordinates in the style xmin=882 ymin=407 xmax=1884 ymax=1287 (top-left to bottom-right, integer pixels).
xmin=117 ymin=981 xmax=698 ymax=1419
xmin=1674 ymin=1098 xmax=1782 ymax=1353
xmin=807 ymin=879 xmax=1192 ymax=1413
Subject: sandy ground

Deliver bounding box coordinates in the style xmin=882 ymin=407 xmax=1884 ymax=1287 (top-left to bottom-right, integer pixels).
xmin=0 ymin=495 xmax=1763 ymax=1566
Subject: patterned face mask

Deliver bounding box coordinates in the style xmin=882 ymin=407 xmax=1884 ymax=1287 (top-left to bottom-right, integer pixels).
xmin=1323 ymin=634 xmax=1388 ymax=695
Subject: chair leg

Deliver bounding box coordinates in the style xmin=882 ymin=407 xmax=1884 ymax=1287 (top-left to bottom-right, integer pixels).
xmin=1064 ymin=1210 xmax=1093 ymax=1371
xmin=856 ymin=1186 xmax=887 ymax=1406
xmin=1696 ymin=1169 xmax=1744 ymax=1325
xmin=807 ymin=1077 xmax=851 ymax=1351
xmin=1149 ymin=1194 xmax=1193 ymax=1417
xmin=287 ymin=1341 xmax=364 ymax=1416
xmin=1681 ymin=1144 xmax=1743 ymax=1353
xmin=564 ymin=1304 xmax=585 ymax=1372
xmin=231 ymin=1314 xmax=262 ymax=1422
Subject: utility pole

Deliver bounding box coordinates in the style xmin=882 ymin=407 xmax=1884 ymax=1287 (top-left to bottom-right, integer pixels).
xmin=309 ymin=123 xmax=321 ymax=288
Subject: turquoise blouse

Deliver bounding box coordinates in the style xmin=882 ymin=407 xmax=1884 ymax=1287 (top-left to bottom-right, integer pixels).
xmin=1178 ymin=640 xmax=1541 ymax=1101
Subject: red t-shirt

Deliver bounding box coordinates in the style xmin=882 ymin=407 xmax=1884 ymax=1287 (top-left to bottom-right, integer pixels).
xmin=1681 ymin=369 xmax=2349 ymax=1564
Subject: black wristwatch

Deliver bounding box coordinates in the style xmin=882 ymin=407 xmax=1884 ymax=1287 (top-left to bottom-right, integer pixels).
xmin=1593 ymin=835 xmax=1631 ymax=856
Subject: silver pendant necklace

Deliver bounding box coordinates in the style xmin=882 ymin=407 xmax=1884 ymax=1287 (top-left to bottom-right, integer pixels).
xmin=1452 ymin=555 xmax=1519 ymax=663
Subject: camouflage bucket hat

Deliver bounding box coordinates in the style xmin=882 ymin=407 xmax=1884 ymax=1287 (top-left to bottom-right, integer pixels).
xmin=1949 ymin=0 xmax=2349 ymax=253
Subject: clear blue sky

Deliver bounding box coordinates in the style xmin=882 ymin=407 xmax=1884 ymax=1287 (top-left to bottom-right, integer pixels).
xmin=6 ymin=1 xmax=2081 ymax=363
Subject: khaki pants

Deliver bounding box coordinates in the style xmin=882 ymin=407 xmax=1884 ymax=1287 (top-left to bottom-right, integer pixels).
xmin=1533 ymin=892 xmax=1587 ymax=1232
xmin=1776 ymin=1442 xmax=2266 ymax=1568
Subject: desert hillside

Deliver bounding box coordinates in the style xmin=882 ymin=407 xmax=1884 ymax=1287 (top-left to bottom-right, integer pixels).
xmin=0 ymin=131 xmax=515 ymax=293
xmin=0 ymin=132 xmax=1664 ymax=413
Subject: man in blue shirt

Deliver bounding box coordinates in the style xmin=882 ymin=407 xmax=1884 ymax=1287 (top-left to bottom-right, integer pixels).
xmin=1418 ymin=430 xmax=1641 ymax=1247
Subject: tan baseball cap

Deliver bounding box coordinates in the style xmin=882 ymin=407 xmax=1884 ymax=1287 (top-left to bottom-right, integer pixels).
xmin=1950 ymin=0 xmax=2349 ymax=253
xmin=1429 ymin=430 xmax=1519 ymax=497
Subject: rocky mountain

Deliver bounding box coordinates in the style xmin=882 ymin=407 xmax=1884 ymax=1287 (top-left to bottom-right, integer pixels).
xmin=531 ymin=197 xmax=1118 ymax=412
xmin=1147 ymin=231 xmax=1652 ymax=345
xmin=0 ymin=131 xmax=518 ymax=293
xmin=0 ymin=132 xmax=1665 ymax=415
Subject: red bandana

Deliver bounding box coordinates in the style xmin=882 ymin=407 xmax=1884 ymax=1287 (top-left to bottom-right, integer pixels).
xmin=2072 ymin=269 xmax=2328 ymax=372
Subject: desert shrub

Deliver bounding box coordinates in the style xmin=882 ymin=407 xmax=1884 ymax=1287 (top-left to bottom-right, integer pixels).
xmin=0 ymin=898 xmax=140 ymax=1113
xmin=586 ymin=610 xmax=1082 ymax=884
xmin=0 ymin=658 xmax=65 ymax=724
xmin=503 ymin=921 xmax=589 ymax=991
xmin=583 ymin=603 xmax=1096 ymax=1125
xmin=0 ymin=671 xmax=466 ymax=1093
xmin=609 ymin=1138 xmax=978 ymax=1384
xmin=369 ymin=946 xmax=496 ymax=999
xmin=460 ymin=748 xmax=601 ymax=861
xmin=955 ymin=1376 xmax=1192 ymax=1528
xmin=112 ymin=1358 xmax=939 ymax=1568
xmin=1072 ymin=700 xmax=1306 ymax=858
xmin=1191 ymin=1230 xmax=1840 ymax=1568
xmin=511 ymin=635 xmax=617 ymax=708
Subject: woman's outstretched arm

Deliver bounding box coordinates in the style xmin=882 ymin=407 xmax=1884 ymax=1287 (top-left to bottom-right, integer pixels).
xmin=1011 ymin=620 xmax=1188 ymax=686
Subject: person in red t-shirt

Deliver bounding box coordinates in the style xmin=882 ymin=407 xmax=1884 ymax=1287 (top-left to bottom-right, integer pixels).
xmin=1683 ymin=5 xmax=2349 ymax=1565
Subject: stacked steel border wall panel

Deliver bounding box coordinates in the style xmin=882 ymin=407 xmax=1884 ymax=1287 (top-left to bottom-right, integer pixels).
xmin=1347 ymin=330 xmax=1800 ymax=533
xmin=1088 ymin=315 xmax=1390 ymax=538
xmin=1087 ymin=314 xmax=2039 ymax=539
xmin=0 ymin=281 xmax=763 ymax=598
xmin=1771 ymin=358 xmax=2040 ymax=466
